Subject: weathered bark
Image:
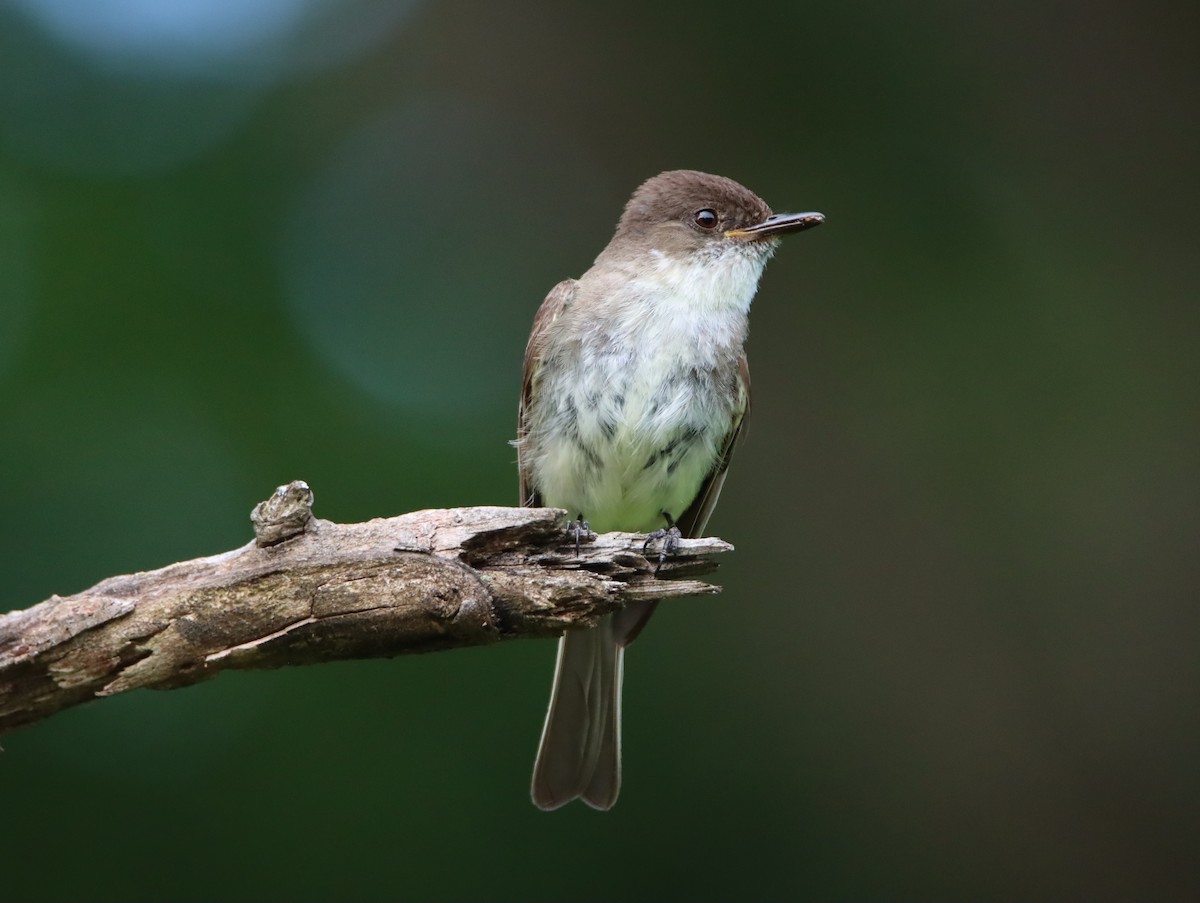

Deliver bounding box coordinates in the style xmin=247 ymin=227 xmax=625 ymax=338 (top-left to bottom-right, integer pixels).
xmin=0 ymin=481 xmax=731 ymax=735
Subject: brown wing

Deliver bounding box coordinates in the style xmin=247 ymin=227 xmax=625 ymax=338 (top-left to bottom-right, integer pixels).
xmin=518 ymin=279 xmax=578 ymax=508
xmin=675 ymin=353 xmax=751 ymax=538
xmin=613 ymin=353 xmax=750 ymax=647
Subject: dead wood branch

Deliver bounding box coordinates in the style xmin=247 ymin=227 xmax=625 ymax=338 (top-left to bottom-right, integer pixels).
xmin=0 ymin=481 xmax=732 ymax=735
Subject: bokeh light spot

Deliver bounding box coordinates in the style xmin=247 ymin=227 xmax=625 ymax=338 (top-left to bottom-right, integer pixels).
xmin=280 ymin=97 xmax=611 ymax=443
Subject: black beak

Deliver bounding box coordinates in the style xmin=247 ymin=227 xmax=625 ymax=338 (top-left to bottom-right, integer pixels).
xmin=725 ymin=211 xmax=825 ymax=240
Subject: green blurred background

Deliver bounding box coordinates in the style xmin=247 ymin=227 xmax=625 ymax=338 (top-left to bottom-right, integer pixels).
xmin=1 ymin=1 xmax=1196 ymax=900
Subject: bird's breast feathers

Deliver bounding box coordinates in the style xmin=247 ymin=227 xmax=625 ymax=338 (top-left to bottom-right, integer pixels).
xmin=523 ymin=269 xmax=751 ymax=533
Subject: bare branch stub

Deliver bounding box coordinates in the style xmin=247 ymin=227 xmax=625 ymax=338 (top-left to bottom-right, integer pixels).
xmin=250 ymin=479 xmax=316 ymax=546
xmin=0 ymin=482 xmax=732 ymax=735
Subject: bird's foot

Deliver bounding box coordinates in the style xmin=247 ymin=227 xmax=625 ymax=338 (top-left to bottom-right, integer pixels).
xmin=567 ymin=514 xmax=594 ymax=556
xmin=643 ymin=522 xmax=683 ymax=575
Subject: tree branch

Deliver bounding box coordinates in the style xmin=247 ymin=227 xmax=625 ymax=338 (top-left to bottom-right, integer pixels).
xmin=0 ymin=481 xmax=732 ymax=735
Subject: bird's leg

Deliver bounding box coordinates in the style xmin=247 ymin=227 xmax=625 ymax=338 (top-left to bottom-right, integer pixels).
xmin=642 ymin=512 xmax=683 ymax=575
xmin=567 ymin=513 xmax=593 ymax=557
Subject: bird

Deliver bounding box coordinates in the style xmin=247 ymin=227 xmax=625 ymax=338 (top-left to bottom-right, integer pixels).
xmin=516 ymin=169 xmax=823 ymax=809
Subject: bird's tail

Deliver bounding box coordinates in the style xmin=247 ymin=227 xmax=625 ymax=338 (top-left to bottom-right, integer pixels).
xmin=530 ymin=614 xmax=623 ymax=810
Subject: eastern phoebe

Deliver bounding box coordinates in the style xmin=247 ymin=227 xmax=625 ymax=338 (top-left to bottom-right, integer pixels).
xmin=517 ymin=169 xmax=823 ymax=809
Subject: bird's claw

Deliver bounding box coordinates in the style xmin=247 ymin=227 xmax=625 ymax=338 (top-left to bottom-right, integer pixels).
xmin=567 ymin=514 xmax=593 ymax=557
xmin=643 ymin=524 xmax=683 ymax=575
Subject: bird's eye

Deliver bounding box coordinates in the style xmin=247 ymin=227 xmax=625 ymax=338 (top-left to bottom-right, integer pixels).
xmin=693 ymin=208 xmax=719 ymax=229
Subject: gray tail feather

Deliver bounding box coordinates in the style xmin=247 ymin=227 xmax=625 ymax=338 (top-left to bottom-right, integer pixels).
xmin=531 ymin=615 xmax=623 ymax=810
